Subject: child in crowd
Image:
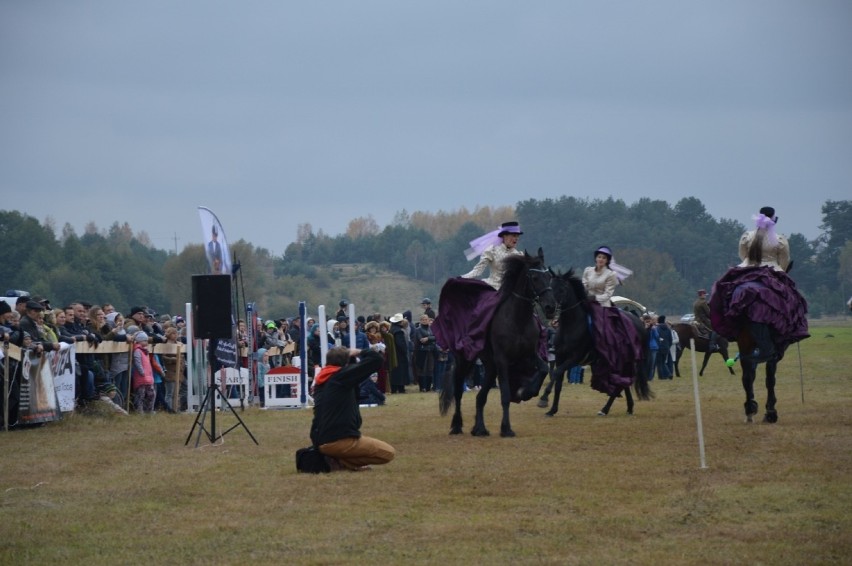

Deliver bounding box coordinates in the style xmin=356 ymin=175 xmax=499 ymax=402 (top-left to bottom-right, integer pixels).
xmin=359 ymin=372 xmax=386 ymax=406
xmin=160 ymin=327 xmax=181 ymax=413
xmin=131 ymin=332 xmax=156 ymax=413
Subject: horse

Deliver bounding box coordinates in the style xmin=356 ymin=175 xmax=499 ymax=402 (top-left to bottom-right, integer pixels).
xmin=709 ymin=241 xmax=808 ymax=423
xmin=437 ymin=248 xmax=557 ymax=437
xmin=672 ymin=323 xmax=735 ymax=377
xmin=539 ymin=269 xmax=652 ymax=417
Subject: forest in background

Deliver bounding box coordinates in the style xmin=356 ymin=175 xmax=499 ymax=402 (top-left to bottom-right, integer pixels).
xmin=1 ymin=197 xmax=850 ymax=320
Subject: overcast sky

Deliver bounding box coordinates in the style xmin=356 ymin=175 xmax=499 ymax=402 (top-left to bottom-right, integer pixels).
xmin=2 ymin=1 xmax=850 ymax=257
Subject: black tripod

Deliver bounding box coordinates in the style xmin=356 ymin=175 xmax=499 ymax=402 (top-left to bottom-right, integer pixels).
xmin=185 ymin=340 xmax=258 ymax=447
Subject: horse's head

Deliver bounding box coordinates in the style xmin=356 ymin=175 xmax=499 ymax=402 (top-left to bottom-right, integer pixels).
xmin=524 ymin=247 xmax=557 ymax=320
xmin=552 ymin=269 xmax=586 ymax=314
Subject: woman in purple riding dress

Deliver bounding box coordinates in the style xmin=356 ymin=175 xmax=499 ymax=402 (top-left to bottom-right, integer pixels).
xmin=432 ymin=221 xmax=545 ymax=363
xmin=582 ymin=246 xmax=644 ymax=398
xmin=709 ymin=206 xmax=809 ymax=362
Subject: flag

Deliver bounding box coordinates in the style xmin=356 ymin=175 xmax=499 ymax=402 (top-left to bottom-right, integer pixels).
xmin=198 ymin=206 xmax=232 ymax=275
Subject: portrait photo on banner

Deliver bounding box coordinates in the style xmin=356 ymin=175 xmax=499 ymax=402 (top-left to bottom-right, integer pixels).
xmin=198 ymin=206 xmax=232 ymax=276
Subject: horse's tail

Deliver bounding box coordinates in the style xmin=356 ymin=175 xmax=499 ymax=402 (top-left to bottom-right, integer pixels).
xmin=633 ymin=365 xmax=654 ymax=401
xmin=635 ymin=321 xmax=654 ymax=401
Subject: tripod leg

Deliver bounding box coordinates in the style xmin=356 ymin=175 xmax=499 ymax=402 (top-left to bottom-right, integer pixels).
xmin=216 ymin=388 xmax=259 ymax=445
xmin=185 ymin=386 xmax=218 ymax=446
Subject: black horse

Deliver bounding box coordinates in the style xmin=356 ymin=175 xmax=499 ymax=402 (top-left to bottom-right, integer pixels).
xmin=709 ymin=250 xmax=808 ymax=424
xmin=438 ymin=248 xmax=557 ymax=437
xmin=540 ymin=269 xmax=652 ymax=417
xmin=672 ymin=323 xmax=735 ymax=377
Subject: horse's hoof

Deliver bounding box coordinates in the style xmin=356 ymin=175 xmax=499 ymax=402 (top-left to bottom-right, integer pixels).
xmin=597 ymin=410 xmax=608 ymax=417
xmin=544 ymin=410 xmax=556 ymax=417
xmin=471 ymin=427 xmax=490 ymax=437
xmin=763 ymin=411 xmax=778 ymax=424
xmin=537 ymin=399 xmax=549 ymax=408
xmin=745 ymin=400 xmax=759 ymax=418
xmin=501 ymin=429 xmax=516 ymax=438
xmin=449 ymin=428 xmax=463 ymax=435
xmin=627 ymin=410 xmax=634 ymax=416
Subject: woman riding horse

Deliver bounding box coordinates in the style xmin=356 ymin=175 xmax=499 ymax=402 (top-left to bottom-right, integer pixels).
xmin=433 ymin=221 xmax=546 ymax=363
xmin=432 ymin=221 xmax=555 ymax=436
xmin=541 ymin=246 xmax=649 ymax=417
xmin=709 ymin=206 xmax=809 ymax=422
xmin=583 ymin=246 xmax=646 ymax=413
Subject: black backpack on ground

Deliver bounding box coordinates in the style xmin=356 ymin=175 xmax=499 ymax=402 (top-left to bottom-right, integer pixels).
xmin=295 ymin=446 xmax=331 ymax=474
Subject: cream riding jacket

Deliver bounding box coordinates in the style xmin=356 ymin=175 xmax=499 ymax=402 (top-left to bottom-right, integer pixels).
xmin=462 ymin=244 xmax=523 ymax=290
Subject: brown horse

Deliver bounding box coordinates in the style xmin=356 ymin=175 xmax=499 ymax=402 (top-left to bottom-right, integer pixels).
xmin=673 ymin=323 xmax=735 ymax=377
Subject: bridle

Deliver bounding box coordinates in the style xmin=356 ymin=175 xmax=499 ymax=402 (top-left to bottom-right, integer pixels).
xmin=513 ymin=266 xmax=554 ymax=306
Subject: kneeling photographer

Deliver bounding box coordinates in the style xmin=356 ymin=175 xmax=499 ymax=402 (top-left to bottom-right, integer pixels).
xmin=309 ymin=345 xmax=395 ymax=471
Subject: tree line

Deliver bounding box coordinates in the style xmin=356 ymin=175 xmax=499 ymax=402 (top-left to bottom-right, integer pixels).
xmin=1 ymin=197 xmax=849 ymax=319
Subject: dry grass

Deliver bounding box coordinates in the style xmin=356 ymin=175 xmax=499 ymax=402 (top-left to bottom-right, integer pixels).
xmin=1 ymin=324 xmax=851 ymax=565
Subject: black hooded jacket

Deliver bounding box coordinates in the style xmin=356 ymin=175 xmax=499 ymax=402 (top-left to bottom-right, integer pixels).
xmin=310 ymin=349 xmax=383 ymax=446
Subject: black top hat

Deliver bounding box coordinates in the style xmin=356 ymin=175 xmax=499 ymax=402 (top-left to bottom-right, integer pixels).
xmin=498 ymin=221 xmax=523 ymax=236
xmin=759 ymin=206 xmax=778 ymax=223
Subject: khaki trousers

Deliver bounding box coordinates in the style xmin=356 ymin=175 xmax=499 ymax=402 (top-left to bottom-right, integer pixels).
xmin=319 ymin=436 xmax=395 ymax=470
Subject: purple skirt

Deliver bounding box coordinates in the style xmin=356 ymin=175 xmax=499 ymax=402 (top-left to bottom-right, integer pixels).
xmin=709 ymin=266 xmax=809 ymax=349
xmin=588 ymin=302 xmax=643 ymax=396
xmin=432 ymin=277 xmax=547 ymax=363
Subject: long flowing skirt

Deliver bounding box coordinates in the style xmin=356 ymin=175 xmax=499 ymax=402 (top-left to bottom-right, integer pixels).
xmin=588 ymin=302 xmax=643 ymax=396
xmin=709 ymin=265 xmax=809 ymax=351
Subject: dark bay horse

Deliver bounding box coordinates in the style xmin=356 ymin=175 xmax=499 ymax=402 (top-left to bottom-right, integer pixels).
xmin=541 ymin=270 xmax=652 ymax=417
xmin=438 ymin=248 xmax=557 ymax=437
xmin=672 ymin=323 xmax=735 ymax=377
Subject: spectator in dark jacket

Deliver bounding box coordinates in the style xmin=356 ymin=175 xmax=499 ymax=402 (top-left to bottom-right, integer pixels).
xmin=310 ymin=346 xmax=395 ymax=471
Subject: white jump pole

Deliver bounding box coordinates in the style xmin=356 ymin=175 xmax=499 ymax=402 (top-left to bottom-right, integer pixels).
xmin=318 ymin=305 xmax=328 ymax=367
xmin=690 ymin=338 xmax=708 ymax=469
xmin=298 ymin=301 xmax=309 ymax=408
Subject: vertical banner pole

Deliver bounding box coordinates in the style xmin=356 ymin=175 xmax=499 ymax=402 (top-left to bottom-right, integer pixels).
xmin=3 ymin=343 xmax=9 ymax=431
xmin=348 ymin=303 xmax=355 ymax=348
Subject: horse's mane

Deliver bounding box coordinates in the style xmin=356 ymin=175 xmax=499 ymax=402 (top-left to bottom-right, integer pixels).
xmin=557 ymin=268 xmax=586 ymax=308
xmin=499 ymin=253 xmax=538 ymax=294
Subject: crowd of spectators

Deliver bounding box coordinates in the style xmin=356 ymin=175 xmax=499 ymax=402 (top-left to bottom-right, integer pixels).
xmin=1 ymin=293 xmax=448 ymax=425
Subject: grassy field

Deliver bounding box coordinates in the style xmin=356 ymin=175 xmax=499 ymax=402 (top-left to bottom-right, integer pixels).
xmin=1 ymin=324 xmax=850 ymax=565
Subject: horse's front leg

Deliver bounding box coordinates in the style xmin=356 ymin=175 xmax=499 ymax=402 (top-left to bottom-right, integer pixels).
xmin=537 ymin=363 xmax=555 ymax=407
xmin=497 ymin=371 xmax=515 ymax=438
xmin=448 ymin=359 xmax=469 ymax=435
xmin=471 ymin=369 xmax=495 ymax=437
xmin=740 ymin=359 xmax=759 ymax=422
xmin=546 ymin=361 xmax=567 ymax=417
xmin=763 ymin=359 xmax=778 ymax=423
